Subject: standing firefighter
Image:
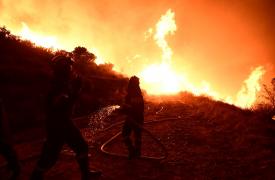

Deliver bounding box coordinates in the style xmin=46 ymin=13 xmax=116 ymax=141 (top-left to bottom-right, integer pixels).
xmin=31 ymin=55 xmax=101 ymax=180
xmin=0 ymin=98 xmax=20 ymax=179
xmin=122 ymin=76 xmax=144 ymax=159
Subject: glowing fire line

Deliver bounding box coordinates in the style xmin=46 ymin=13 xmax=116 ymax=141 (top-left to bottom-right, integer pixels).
xmin=15 ymin=12 xmax=265 ymax=108
xmin=140 ymin=9 xmax=182 ymax=95
xmin=19 ymin=22 xmax=60 ymax=49
xmin=139 ymin=9 xmax=265 ymax=108
xmin=235 ymin=66 xmax=265 ymax=108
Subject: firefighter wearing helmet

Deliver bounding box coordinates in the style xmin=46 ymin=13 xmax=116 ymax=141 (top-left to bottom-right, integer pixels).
xmin=121 ymin=76 xmax=144 ymax=159
xmin=31 ymin=55 xmax=101 ymax=180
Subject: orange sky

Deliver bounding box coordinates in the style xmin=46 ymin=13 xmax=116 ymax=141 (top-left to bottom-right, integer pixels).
xmin=0 ymin=0 xmax=274 ymax=99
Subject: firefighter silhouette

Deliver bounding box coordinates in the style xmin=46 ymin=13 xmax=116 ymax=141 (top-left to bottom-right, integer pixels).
xmin=0 ymin=98 xmax=20 ymax=179
xmin=121 ymin=76 xmax=144 ymax=159
xmin=31 ymin=55 xmax=101 ymax=180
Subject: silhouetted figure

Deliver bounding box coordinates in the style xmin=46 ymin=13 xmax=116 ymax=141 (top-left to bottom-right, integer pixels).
xmin=31 ymin=55 xmax=101 ymax=180
xmin=121 ymin=76 xmax=144 ymax=159
xmin=0 ymin=98 xmax=20 ymax=179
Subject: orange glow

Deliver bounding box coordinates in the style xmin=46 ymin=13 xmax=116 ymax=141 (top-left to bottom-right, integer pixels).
xmin=19 ymin=22 xmax=60 ymax=49
xmin=16 ymin=10 xmax=266 ymax=108
xmin=235 ymin=66 xmax=265 ymax=108
xmin=1 ymin=1 xmax=271 ymax=108
xmin=153 ymin=9 xmax=176 ymax=64
xmin=89 ymin=48 xmax=106 ymax=65
xmin=18 ymin=23 xmax=115 ymax=67
xmin=140 ymin=9 xmax=180 ymax=94
xmin=139 ymin=9 xmax=224 ymax=97
xmin=139 ymin=9 xmax=265 ymax=108
xmin=140 ymin=63 xmax=182 ymax=94
xmin=139 ymin=10 xmax=220 ymax=97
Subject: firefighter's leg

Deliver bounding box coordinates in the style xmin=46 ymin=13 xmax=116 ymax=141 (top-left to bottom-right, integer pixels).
xmin=134 ymin=126 xmax=142 ymax=158
xmin=0 ymin=141 xmax=20 ymax=179
xmin=30 ymin=137 xmax=63 ymax=180
xmin=122 ymin=121 xmax=135 ymax=159
xmin=67 ymin=126 xmax=101 ymax=180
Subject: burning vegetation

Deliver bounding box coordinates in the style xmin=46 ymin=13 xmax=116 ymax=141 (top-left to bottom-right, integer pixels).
xmin=0 ymin=12 xmax=273 ymax=132
xmin=1 ymin=8 xmax=267 ymax=109
xmin=0 ymin=2 xmax=275 ymax=179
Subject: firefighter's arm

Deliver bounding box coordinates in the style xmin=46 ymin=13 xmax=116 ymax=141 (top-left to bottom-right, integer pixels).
xmin=70 ymin=75 xmax=82 ymax=103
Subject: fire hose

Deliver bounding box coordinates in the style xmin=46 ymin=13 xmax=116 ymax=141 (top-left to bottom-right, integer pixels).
xmin=99 ymin=116 xmax=182 ymax=161
xmin=79 ymin=76 xmax=183 ymax=161
xmin=0 ymin=74 xmax=188 ymax=170
xmin=0 ymin=107 xmax=186 ymax=172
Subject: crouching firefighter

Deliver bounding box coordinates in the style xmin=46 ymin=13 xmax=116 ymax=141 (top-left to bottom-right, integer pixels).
xmin=31 ymin=55 xmax=101 ymax=180
xmin=121 ymin=76 xmax=144 ymax=159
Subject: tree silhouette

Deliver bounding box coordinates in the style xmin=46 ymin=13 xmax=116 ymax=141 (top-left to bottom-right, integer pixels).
xmin=0 ymin=27 xmax=10 ymax=39
xmin=71 ymin=46 xmax=97 ymax=75
xmin=72 ymin=46 xmax=96 ymax=63
xmin=262 ymin=78 xmax=275 ymax=110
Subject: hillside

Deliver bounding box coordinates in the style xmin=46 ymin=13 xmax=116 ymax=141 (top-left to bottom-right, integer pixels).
xmin=1 ymin=94 xmax=275 ymax=179
xmin=0 ymin=27 xmax=128 ymax=131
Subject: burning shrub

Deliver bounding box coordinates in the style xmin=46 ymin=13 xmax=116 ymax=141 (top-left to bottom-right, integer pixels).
xmin=253 ymin=79 xmax=275 ymax=120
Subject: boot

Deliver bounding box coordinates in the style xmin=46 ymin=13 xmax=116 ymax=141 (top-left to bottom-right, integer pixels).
xmin=124 ymin=137 xmax=136 ymax=160
xmin=128 ymin=146 xmax=136 ymax=160
xmin=9 ymin=163 xmax=20 ymax=180
xmin=30 ymin=168 xmax=44 ymax=180
xmin=77 ymin=156 xmax=101 ymax=180
xmin=134 ymin=137 xmax=142 ymax=158
xmin=7 ymin=157 xmax=21 ymax=180
xmin=2 ymin=144 xmax=21 ymax=179
xmin=134 ymin=147 xmax=141 ymax=158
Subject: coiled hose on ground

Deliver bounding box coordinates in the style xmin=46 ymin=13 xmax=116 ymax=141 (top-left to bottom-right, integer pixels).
xmin=99 ymin=116 xmax=181 ymax=161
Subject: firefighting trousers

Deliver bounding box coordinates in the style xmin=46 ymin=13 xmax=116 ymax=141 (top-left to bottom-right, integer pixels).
xmin=122 ymin=119 xmax=143 ymax=155
xmin=35 ymin=124 xmax=88 ymax=172
xmin=0 ymin=141 xmax=20 ymax=175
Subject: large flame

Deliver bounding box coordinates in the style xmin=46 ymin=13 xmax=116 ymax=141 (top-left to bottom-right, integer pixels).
xmin=139 ymin=9 xmax=265 ymax=108
xmin=18 ymin=23 xmax=113 ymax=67
xmin=154 ymin=9 xmax=176 ymax=64
xmin=13 ymin=10 xmax=266 ymax=108
xmin=19 ymin=22 xmax=60 ymax=49
xmin=140 ymin=9 xmax=182 ymax=94
xmin=140 ymin=63 xmax=182 ymax=94
xmin=235 ymin=66 xmax=265 ymax=108
xmin=139 ymin=9 xmax=219 ymax=96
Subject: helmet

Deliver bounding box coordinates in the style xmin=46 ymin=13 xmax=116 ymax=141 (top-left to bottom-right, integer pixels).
xmin=128 ymin=76 xmax=141 ymax=95
xmin=52 ymin=55 xmax=74 ymax=68
xmin=129 ymin=76 xmax=139 ymax=85
xmin=51 ymin=55 xmax=74 ymax=77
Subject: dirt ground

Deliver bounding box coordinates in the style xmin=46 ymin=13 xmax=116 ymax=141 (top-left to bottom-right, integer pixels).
xmin=1 ymin=102 xmax=275 ymax=179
